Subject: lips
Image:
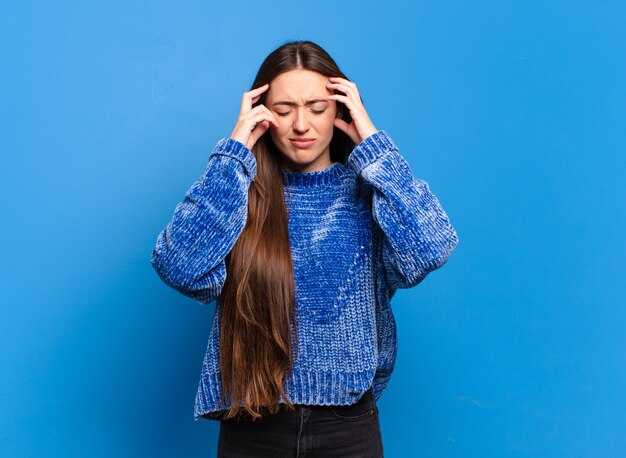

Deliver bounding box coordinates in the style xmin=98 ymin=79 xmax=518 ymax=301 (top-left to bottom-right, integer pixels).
xmin=289 ymin=138 xmax=317 ymax=148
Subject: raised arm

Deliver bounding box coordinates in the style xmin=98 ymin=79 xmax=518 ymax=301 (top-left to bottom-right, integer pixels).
xmin=150 ymin=138 xmax=256 ymax=304
xmin=347 ymin=130 xmax=459 ymax=293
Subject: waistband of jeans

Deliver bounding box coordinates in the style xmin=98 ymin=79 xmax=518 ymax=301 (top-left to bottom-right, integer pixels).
xmin=213 ymin=386 xmax=375 ymax=421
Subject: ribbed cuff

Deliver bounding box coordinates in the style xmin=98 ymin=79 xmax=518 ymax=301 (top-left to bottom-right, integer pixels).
xmin=211 ymin=137 xmax=257 ymax=179
xmin=347 ymin=130 xmax=396 ymax=175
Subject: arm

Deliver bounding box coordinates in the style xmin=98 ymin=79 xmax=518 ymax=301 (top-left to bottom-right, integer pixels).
xmin=150 ymin=137 xmax=256 ymax=304
xmin=347 ymin=130 xmax=459 ymax=293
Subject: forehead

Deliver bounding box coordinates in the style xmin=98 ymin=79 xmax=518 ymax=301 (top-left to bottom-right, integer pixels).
xmin=267 ymin=69 xmax=329 ymax=100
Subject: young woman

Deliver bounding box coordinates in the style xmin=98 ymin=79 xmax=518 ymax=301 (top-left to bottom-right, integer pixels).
xmin=150 ymin=40 xmax=459 ymax=457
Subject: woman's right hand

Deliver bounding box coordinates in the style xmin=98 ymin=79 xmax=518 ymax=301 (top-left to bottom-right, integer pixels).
xmin=229 ymin=83 xmax=280 ymax=151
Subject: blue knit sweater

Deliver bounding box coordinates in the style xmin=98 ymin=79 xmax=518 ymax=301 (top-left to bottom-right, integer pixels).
xmin=150 ymin=130 xmax=459 ymax=421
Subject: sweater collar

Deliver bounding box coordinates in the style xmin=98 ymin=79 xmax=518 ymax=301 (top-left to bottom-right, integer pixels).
xmin=282 ymin=162 xmax=345 ymax=188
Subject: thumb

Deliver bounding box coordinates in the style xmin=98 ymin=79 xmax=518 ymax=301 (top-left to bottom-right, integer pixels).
xmin=333 ymin=117 xmax=351 ymax=135
xmin=249 ymin=120 xmax=270 ymax=146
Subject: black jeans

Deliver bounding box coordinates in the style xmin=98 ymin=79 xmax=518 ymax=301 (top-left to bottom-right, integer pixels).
xmin=217 ymin=388 xmax=384 ymax=457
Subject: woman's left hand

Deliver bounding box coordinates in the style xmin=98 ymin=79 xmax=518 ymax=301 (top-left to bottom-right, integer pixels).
xmin=326 ymin=77 xmax=378 ymax=145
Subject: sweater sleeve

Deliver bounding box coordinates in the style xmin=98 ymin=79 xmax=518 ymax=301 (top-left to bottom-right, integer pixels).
xmin=347 ymin=130 xmax=459 ymax=293
xmin=150 ymin=137 xmax=256 ymax=304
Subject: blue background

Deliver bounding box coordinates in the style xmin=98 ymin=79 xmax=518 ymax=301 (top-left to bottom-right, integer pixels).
xmin=1 ymin=1 xmax=624 ymax=457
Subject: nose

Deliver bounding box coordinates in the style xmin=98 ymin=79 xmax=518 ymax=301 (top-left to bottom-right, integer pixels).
xmin=293 ymin=108 xmax=310 ymax=133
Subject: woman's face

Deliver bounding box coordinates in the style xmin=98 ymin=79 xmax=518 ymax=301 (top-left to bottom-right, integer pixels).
xmin=265 ymin=69 xmax=338 ymax=173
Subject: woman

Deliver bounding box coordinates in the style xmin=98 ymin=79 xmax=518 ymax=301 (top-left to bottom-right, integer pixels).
xmin=150 ymin=40 xmax=459 ymax=457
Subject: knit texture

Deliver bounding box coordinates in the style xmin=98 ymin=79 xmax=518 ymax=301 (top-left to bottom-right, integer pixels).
xmin=150 ymin=130 xmax=459 ymax=421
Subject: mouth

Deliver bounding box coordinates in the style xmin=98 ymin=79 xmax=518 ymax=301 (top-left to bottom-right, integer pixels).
xmin=289 ymin=138 xmax=317 ymax=148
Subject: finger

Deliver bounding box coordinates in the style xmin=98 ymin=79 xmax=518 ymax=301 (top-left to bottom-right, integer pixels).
xmin=253 ymin=119 xmax=271 ymax=146
xmin=329 ymin=77 xmax=357 ymax=89
xmin=333 ymin=117 xmax=352 ymax=134
xmin=248 ymin=109 xmax=279 ymax=130
xmin=261 ymin=105 xmax=280 ymax=127
xmin=326 ymin=93 xmax=354 ymax=111
xmin=252 ymin=104 xmax=280 ymax=127
xmin=249 ymin=119 xmax=270 ymax=145
xmin=247 ymin=82 xmax=269 ymax=93
xmin=326 ymin=81 xmax=356 ymax=98
xmin=240 ymin=83 xmax=270 ymax=113
xmin=255 ymin=119 xmax=270 ymax=134
xmin=328 ymin=76 xmax=351 ymax=84
xmin=246 ymin=83 xmax=270 ymax=97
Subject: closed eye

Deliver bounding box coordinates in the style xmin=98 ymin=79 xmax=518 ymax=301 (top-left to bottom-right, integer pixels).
xmin=276 ymin=109 xmax=327 ymax=116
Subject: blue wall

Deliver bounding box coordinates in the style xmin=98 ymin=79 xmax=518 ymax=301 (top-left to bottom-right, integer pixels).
xmin=1 ymin=1 xmax=624 ymax=456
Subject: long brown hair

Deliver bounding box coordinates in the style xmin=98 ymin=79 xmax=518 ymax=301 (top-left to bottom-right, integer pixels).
xmin=217 ymin=40 xmax=357 ymax=421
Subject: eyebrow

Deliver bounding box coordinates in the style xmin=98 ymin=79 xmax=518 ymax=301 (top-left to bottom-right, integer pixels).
xmin=271 ymin=99 xmax=329 ymax=107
